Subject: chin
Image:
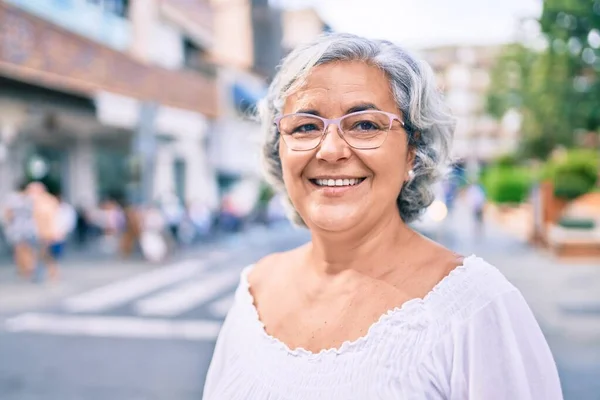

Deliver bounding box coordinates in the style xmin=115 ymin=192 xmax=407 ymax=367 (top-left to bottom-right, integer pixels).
xmin=304 ymin=204 xmax=365 ymax=232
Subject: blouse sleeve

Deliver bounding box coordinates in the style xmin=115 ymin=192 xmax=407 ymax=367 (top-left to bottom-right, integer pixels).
xmin=447 ymin=289 xmax=563 ymax=400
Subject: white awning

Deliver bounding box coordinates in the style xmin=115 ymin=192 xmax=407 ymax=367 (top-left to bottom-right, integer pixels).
xmin=94 ymin=91 xmax=207 ymax=139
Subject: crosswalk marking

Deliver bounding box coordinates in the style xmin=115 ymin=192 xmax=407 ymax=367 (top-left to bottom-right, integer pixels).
xmin=135 ymin=269 xmax=241 ymax=317
xmin=4 ymin=312 xmax=222 ymax=341
xmin=63 ymin=260 xmax=205 ymax=313
xmin=208 ymin=294 xmax=236 ymax=317
xmin=206 ymin=250 xmax=229 ymax=262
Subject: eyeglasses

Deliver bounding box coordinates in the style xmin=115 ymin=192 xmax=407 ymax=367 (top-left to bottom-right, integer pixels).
xmin=274 ymin=110 xmax=405 ymax=151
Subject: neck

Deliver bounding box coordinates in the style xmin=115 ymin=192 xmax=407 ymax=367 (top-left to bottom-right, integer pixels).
xmin=306 ymin=210 xmax=415 ymax=276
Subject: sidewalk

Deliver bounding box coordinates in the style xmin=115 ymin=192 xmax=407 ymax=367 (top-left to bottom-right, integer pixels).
xmin=0 ymin=221 xmax=302 ymax=267
xmin=0 ymin=222 xmax=307 ymax=315
xmin=0 ymin=226 xmax=248 ymax=269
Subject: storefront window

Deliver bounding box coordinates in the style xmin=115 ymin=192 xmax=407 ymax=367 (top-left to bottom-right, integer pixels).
xmin=23 ymin=146 xmax=65 ymax=196
xmin=95 ymin=147 xmax=129 ymax=203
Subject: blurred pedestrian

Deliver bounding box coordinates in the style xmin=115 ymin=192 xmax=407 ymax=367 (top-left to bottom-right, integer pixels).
xmin=74 ymin=206 xmax=91 ymax=248
xmin=465 ymin=182 xmax=486 ymax=238
xmin=3 ymin=181 xmax=37 ymax=278
xmin=204 ymin=33 xmax=562 ymax=400
xmin=97 ymin=199 xmax=125 ymax=255
xmin=218 ymin=195 xmax=242 ymax=232
xmin=140 ymin=204 xmax=168 ymax=263
xmin=442 ymin=177 xmax=456 ymax=213
xmin=47 ymin=193 xmax=77 ymax=269
xmin=188 ymin=199 xmax=212 ymax=239
xmin=120 ymin=203 xmax=142 ymax=258
xmin=27 ymin=182 xmax=60 ymax=282
xmin=161 ymin=194 xmax=185 ymax=245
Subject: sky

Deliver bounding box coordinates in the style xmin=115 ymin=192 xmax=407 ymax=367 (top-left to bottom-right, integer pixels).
xmin=275 ymin=0 xmax=543 ymax=49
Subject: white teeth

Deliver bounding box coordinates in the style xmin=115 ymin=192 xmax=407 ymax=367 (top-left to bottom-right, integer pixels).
xmin=314 ymin=178 xmax=363 ymax=187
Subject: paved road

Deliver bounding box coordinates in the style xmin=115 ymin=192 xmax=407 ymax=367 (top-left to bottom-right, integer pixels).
xmin=1 ymin=208 xmax=599 ymax=399
xmin=0 ymin=223 xmax=310 ymax=400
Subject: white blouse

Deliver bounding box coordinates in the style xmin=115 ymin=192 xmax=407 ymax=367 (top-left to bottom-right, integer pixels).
xmin=203 ymin=255 xmax=563 ymax=400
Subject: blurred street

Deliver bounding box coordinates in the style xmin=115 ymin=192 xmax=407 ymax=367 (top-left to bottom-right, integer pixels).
xmin=0 ymin=0 xmax=598 ymax=399
xmin=0 ymin=223 xmax=310 ymax=400
xmin=0 ymin=199 xmax=599 ymax=400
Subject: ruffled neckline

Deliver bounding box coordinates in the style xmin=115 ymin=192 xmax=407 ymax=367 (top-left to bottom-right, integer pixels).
xmin=239 ymin=254 xmax=479 ymax=358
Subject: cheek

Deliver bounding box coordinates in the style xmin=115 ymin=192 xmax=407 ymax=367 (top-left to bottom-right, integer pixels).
xmin=280 ymin=157 xmax=310 ymax=214
xmin=377 ymin=162 xmax=405 ymax=190
xmin=279 ymin=145 xmax=308 ymax=191
xmin=367 ymin=149 xmax=408 ymax=192
xmin=280 ymin=159 xmax=296 ymax=194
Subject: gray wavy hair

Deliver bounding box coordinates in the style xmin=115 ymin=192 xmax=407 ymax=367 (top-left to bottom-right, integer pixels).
xmin=258 ymin=33 xmax=455 ymax=226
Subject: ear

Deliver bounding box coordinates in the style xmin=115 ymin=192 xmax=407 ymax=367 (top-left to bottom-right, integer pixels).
xmin=407 ymin=146 xmax=416 ymax=164
xmin=405 ymin=146 xmax=416 ymax=177
xmin=406 ymin=130 xmax=419 ymax=163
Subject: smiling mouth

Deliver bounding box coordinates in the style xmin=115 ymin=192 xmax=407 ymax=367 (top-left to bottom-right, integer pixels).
xmin=309 ymin=177 xmax=367 ymax=187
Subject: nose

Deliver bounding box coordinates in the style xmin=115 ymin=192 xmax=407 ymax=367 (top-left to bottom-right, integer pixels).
xmin=315 ymin=123 xmax=351 ymax=162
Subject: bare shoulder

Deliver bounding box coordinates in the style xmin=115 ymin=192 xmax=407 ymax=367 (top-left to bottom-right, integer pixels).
xmin=415 ymin=236 xmax=517 ymax=304
xmin=415 ymin=233 xmax=466 ymax=276
xmin=248 ymin=244 xmax=308 ymax=290
xmin=248 ymin=252 xmax=284 ymax=289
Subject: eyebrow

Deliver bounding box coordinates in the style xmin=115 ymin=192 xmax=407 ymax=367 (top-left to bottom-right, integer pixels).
xmin=294 ymin=103 xmax=381 ymax=116
xmin=345 ymin=103 xmax=381 ymax=114
xmin=294 ymin=108 xmax=322 ymax=116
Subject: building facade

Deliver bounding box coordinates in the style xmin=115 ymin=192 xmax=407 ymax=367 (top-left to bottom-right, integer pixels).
xmin=0 ymin=0 xmax=328 ymax=216
xmin=0 ymin=0 xmax=218 ymax=209
xmin=281 ymin=7 xmax=327 ymax=53
xmin=419 ymin=45 xmax=521 ymax=173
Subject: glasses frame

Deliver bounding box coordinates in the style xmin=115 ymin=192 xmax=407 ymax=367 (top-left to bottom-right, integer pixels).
xmin=274 ymin=110 xmax=405 ymax=151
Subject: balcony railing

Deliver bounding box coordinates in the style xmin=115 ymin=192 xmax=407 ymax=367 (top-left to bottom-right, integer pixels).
xmin=4 ymin=0 xmax=131 ymax=51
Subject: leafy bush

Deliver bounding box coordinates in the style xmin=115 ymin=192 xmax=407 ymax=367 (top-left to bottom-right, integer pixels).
xmin=544 ymin=149 xmax=599 ymax=200
xmin=495 ymin=154 xmax=520 ymax=168
xmin=554 ymin=172 xmax=594 ymax=200
xmin=481 ymin=166 xmax=534 ymax=204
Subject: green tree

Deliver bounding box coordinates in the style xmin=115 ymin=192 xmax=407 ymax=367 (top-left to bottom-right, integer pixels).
xmin=487 ymin=0 xmax=600 ymax=159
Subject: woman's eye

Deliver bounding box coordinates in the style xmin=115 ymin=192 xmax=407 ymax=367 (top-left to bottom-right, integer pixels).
xmin=354 ymin=121 xmax=380 ymax=130
xmin=293 ymin=124 xmax=319 ymax=133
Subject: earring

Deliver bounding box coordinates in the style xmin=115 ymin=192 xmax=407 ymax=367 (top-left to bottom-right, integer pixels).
xmin=407 ymin=169 xmax=415 ymax=182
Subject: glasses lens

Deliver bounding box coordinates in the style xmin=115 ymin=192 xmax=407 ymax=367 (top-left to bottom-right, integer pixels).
xmin=340 ymin=111 xmax=390 ymax=149
xmin=278 ymin=114 xmax=325 ymax=150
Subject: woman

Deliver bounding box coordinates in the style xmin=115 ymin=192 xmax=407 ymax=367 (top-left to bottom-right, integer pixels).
xmin=26 ymin=182 xmax=61 ymax=282
xmin=204 ymin=33 xmax=562 ymax=399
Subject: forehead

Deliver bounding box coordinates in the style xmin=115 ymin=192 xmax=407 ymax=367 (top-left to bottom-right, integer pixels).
xmin=283 ymin=61 xmax=396 ymax=114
